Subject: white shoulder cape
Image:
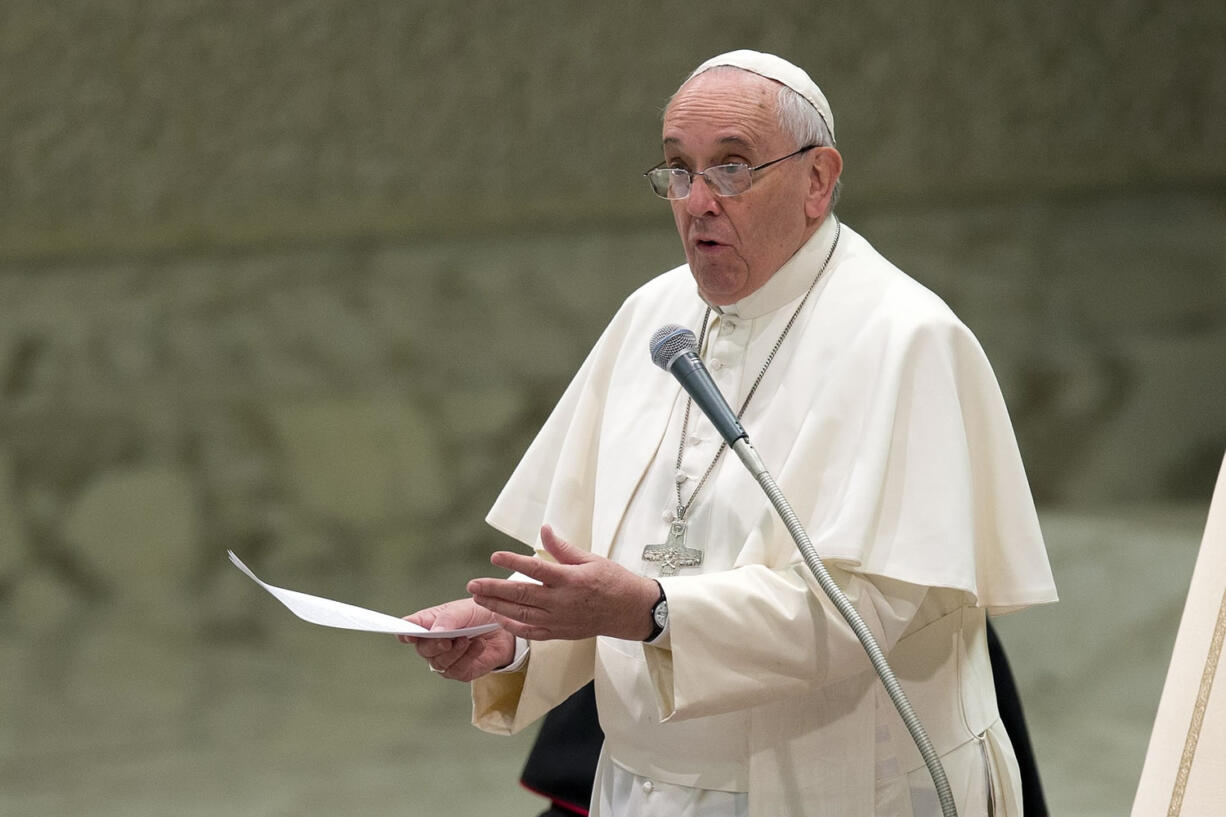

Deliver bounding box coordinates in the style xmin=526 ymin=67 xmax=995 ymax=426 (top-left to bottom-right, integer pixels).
xmin=486 ymin=224 xmax=1057 ymax=615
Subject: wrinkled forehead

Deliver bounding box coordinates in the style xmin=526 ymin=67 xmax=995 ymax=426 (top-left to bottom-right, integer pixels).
xmin=662 ymin=68 xmax=785 ymax=145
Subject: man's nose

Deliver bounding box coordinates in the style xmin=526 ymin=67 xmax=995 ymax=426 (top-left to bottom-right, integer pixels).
xmin=684 ymin=174 xmax=721 ymax=216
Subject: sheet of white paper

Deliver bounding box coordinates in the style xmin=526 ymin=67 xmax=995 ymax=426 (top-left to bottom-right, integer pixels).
xmin=228 ymin=551 xmax=499 ymax=638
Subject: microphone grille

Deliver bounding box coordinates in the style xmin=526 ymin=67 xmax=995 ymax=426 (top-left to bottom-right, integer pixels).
xmin=649 ymin=324 xmax=698 ymax=370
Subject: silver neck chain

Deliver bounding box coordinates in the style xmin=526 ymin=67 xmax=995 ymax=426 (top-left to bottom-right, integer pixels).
xmin=673 ymin=219 xmax=842 ymax=521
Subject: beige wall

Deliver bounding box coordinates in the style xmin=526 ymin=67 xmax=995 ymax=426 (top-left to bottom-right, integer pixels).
xmin=2 ymin=0 xmax=1224 ymax=601
xmin=3 ymin=4 xmax=1225 ymax=815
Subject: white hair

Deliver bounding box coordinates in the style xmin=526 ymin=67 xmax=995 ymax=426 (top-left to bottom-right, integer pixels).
xmin=775 ymin=83 xmax=841 ymax=209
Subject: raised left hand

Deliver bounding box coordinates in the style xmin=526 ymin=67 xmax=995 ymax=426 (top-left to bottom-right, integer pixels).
xmin=467 ymin=524 xmax=660 ymax=642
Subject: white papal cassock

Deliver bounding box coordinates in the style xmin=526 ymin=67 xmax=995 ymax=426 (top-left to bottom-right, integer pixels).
xmin=470 ymin=216 xmax=1058 ymax=817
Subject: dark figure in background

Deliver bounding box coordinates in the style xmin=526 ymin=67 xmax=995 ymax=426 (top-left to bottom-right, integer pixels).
xmin=522 ymin=623 xmax=1049 ymax=817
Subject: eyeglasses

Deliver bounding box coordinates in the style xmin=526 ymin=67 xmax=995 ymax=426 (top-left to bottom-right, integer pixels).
xmin=643 ymin=145 xmax=817 ymax=200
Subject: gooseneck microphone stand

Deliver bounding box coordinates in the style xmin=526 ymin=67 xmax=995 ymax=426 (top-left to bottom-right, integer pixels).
xmin=650 ymin=324 xmax=958 ymax=817
xmin=729 ymin=437 xmax=958 ymax=817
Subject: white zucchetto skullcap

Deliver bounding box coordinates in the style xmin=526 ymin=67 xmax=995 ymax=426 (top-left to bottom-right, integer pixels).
xmin=688 ymin=49 xmax=835 ymax=143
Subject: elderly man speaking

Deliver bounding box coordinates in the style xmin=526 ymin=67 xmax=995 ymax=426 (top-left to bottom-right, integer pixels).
xmin=402 ymin=50 xmax=1057 ymax=817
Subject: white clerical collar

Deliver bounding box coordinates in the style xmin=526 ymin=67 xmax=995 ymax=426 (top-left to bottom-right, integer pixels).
xmin=707 ymin=216 xmax=840 ymax=319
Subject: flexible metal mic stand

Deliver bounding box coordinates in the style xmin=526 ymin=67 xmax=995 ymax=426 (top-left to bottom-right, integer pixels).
xmin=650 ymin=323 xmax=958 ymax=816
xmin=729 ymin=437 xmax=958 ymax=817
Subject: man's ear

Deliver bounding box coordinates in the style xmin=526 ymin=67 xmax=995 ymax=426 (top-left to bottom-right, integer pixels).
xmin=805 ymin=147 xmax=843 ymax=220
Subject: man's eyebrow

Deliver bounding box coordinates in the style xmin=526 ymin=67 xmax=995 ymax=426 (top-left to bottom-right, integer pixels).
xmin=661 ymin=135 xmax=755 ymax=150
xmin=716 ymin=135 xmax=754 ymax=149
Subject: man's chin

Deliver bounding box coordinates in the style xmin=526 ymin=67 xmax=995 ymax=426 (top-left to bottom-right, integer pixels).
xmin=691 ymin=268 xmax=748 ymax=306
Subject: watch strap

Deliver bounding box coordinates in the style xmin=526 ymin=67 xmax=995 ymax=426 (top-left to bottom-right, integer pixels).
xmin=645 ymin=580 xmax=667 ymax=642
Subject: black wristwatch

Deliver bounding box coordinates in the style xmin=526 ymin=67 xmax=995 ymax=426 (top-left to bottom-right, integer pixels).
xmin=645 ymin=580 xmax=668 ymax=642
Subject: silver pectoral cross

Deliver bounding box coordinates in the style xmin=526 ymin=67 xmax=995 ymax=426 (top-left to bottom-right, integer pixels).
xmin=641 ymin=519 xmax=704 ymax=577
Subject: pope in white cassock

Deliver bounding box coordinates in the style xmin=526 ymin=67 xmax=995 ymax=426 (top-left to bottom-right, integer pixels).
xmin=402 ymin=50 xmax=1058 ymax=817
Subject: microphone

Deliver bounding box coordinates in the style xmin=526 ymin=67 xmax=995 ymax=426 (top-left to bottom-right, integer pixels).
xmin=646 ymin=324 xmax=958 ymax=816
xmin=649 ymin=324 xmax=747 ymax=445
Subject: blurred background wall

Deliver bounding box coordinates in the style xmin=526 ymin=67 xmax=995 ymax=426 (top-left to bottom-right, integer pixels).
xmin=1 ymin=2 xmax=1223 ymax=815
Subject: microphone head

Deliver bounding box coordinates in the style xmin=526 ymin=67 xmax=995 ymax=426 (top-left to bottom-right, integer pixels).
xmin=650 ymin=324 xmax=698 ymax=370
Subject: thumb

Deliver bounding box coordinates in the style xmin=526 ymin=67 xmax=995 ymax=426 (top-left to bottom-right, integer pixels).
xmin=540 ymin=524 xmax=590 ymax=566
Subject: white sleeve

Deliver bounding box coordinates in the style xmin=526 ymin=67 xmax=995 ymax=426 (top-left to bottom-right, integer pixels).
xmin=643 ymin=563 xmax=963 ymax=722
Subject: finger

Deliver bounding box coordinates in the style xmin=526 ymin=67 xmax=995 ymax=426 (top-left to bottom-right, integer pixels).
xmin=399 ymin=612 xmax=447 ymax=646
xmin=421 ymin=636 xmax=476 ymax=664
xmin=539 ymin=524 xmax=590 ymax=566
xmin=400 ymin=626 xmax=427 ymax=643
xmin=471 ymin=592 xmax=544 ymax=626
xmin=432 ymin=632 xmax=510 ymax=680
xmin=429 ymin=659 xmax=456 ymax=679
xmin=430 ymin=662 xmax=459 ymax=680
xmin=442 ymin=649 xmax=488 ymax=681
xmin=435 ymin=638 xmax=471 ymax=665
xmin=413 ymin=640 xmax=448 ymax=660
xmin=423 ymin=638 xmax=477 ymax=674
xmin=487 ymin=550 xmax=566 ymax=584
xmin=441 ymin=658 xmax=484 ymax=683
xmin=419 ymin=636 xmax=477 ymax=662
xmin=402 ymin=610 xmax=437 ymax=631
xmin=467 ymin=576 xmax=545 ymax=605
xmin=454 ymin=629 xmax=517 ymax=678
xmin=487 ymin=611 xmax=552 ymax=641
